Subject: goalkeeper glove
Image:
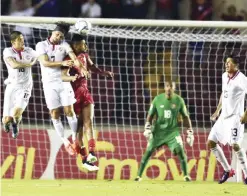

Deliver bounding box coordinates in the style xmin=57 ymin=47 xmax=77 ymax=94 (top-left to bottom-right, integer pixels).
xmin=144 ymin=122 xmax=152 ymax=140
xmin=186 ymin=129 xmax=194 ymax=147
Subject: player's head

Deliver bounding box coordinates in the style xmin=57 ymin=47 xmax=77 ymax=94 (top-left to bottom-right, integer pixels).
xmin=10 ymin=31 xmax=24 ymax=49
xmin=164 ymin=80 xmax=175 ymax=98
xmin=225 ymin=55 xmax=239 ymax=73
xmin=227 ymin=5 xmax=237 ymax=16
xmin=71 ymin=34 xmax=88 ymax=53
xmin=51 ymin=23 xmax=70 ymax=44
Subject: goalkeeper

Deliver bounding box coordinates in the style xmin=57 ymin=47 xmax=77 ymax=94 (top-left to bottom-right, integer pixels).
xmin=135 ymin=81 xmax=194 ymax=181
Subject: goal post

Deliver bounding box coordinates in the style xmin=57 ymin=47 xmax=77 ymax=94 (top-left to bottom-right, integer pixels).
xmin=1 ymin=16 xmax=247 ymax=181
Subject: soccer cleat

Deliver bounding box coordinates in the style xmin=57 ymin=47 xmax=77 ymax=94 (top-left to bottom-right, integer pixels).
xmin=64 ymin=142 xmax=76 ymax=156
xmin=184 ymin=176 xmax=191 ymax=182
xmin=82 ymin=160 xmax=99 ymax=171
xmin=134 ymin=176 xmax=142 ymax=181
xmin=11 ymin=123 xmax=19 ymax=139
xmin=244 ymin=178 xmax=247 ymax=185
xmin=218 ymin=169 xmax=235 ymax=184
xmin=87 ymin=153 xmax=97 ymax=163
xmin=4 ymin=122 xmax=11 ymax=133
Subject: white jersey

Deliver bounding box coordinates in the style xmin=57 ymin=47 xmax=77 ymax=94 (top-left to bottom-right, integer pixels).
xmin=36 ymin=39 xmax=73 ymax=84
xmin=3 ymin=47 xmax=36 ymax=87
xmin=222 ymin=71 xmax=247 ymax=118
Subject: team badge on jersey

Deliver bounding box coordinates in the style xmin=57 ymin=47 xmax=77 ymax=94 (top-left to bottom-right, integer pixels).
xmin=58 ymin=46 xmax=64 ymax=52
xmin=171 ymin=104 xmax=176 ymax=109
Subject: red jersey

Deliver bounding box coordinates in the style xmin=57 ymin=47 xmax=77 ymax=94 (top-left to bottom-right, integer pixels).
xmin=66 ymin=52 xmax=94 ymax=114
xmin=69 ymin=52 xmax=89 ymax=90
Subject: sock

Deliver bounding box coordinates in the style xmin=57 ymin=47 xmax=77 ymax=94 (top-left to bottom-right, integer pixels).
xmin=137 ymin=148 xmax=154 ymax=177
xmin=13 ymin=116 xmax=22 ymax=126
xmin=88 ymin=138 xmax=96 ymax=154
xmin=52 ymin=118 xmax=65 ymax=139
xmin=211 ymin=144 xmax=231 ymax=171
xmin=236 ymin=148 xmax=247 ymax=178
xmin=67 ymin=114 xmax=78 ymax=141
xmin=80 ymin=146 xmax=87 ymax=162
xmin=177 ymin=150 xmax=188 ymax=176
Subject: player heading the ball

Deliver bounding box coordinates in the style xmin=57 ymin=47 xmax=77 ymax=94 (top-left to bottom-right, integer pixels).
xmin=62 ymin=33 xmax=113 ymax=171
xmin=35 ymin=23 xmax=87 ymax=154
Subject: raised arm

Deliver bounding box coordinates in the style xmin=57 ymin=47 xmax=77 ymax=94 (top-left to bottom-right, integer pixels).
xmin=87 ymin=56 xmax=114 ymax=78
xmin=61 ymin=68 xmax=78 ymax=82
xmin=5 ymin=57 xmax=36 ymax=69
xmin=38 ymin=54 xmax=73 ymax=68
xmin=68 ymin=51 xmax=89 ymax=78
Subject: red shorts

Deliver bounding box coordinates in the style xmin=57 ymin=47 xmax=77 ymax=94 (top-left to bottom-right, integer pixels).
xmin=73 ymin=86 xmax=94 ymax=115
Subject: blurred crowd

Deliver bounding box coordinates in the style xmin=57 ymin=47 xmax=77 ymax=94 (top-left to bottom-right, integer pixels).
xmin=1 ymin=0 xmax=247 ymax=21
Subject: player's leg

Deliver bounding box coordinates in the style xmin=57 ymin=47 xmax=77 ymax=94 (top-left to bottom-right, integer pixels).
xmin=82 ymin=103 xmax=97 ymax=163
xmin=76 ymin=112 xmax=99 ymax=171
xmin=230 ymin=117 xmax=247 ymax=184
xmin=61 ymin=83 xmax=78 ymax=143
xmin=2 ymin=84 xmax=15 ymax=133
xmin=207 ymin=117 xmax=234 ymax=184
xmin=168 ymin=135 xmax=190 ymax=181
xmin=11 ymin=107 xmax=24 ymax=138
xmin=135 ymin=140 xmax=156 ymax=181
xmin=64 ymin=105 xmax=78 ymax=142
xmin=233 ymin=143 xmax=247 ymax=184
xmin=44 ymin=86 xmax=74 ymax=155
xmin=11 ymin=88 xmax=32 ymax=138
xmin=50 ymin=107 xmax=75 ymax=155
xmin=2 ymin=116 xmax=13 ymax=133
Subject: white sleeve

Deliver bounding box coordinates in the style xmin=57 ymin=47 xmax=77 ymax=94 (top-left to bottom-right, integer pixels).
xmin=36 ymin=42 xmax=46 ymax=57
xmin=24 ymin=8 xmax=35 ymax=16
xmin=3 ymin=48 xmax=13 ymax=60
xmin=63 ymin=42 xmax=73 ymax=55
xmin=30 ymin=48 xmax=38 ymax=58
xmin=95 ymin=4 xmax=101 ymax=17
xmin=81 ymin=4 xmax=87 ymax=15
xmin=242 ymin=76 xmax=247 ymax=94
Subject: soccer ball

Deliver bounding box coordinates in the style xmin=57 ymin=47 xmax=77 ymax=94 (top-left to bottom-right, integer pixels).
xmin=74 ymin=19 xmax=92 ymax=35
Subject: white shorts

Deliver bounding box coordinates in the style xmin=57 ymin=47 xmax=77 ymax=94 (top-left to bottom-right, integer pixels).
xmin=208 ymin=114 xmax=244 ymax=146
xmin=3 ymin=84 xmax=32 ymax=117
xmin=43 ymin=82 xmax=76 ymax=110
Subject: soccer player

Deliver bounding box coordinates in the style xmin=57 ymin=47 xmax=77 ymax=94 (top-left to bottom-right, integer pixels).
xmin=135 ymin=81 xmax=194 ymax=181
xmin=2 ymin=31 xmax=37 ymax=138
xmin=62 ymin=34 xmax=113 ymax=170
xmin=36 ymin=23 xmax=87 ymax=154
xmin=208 ymin=55 xmax=247 ymax=184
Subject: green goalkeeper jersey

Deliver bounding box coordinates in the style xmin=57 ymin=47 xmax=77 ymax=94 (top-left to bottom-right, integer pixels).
xmin=148 ymin=93 xmax=189 ymax=136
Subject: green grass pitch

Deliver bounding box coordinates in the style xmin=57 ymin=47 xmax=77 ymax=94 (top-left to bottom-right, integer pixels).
xmin=1 ymin=180 xmax=246 ymax=196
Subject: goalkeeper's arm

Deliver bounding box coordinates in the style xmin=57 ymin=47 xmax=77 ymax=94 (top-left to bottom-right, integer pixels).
xmin=180 ymin=98 xmax=194 ymax=147
xmin=183 ymin=115 xmax=194 ymax=147
xmin=144 ymin=114 xmax=154 ymax=140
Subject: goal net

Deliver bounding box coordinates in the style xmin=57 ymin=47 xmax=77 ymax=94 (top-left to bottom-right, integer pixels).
xmin=1 ymin=16 xmax=247 ymax=181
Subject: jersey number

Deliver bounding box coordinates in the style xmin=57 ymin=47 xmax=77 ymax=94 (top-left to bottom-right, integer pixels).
xmin=19 ymin=68 xmax=25 ymax=72
xmin=175 ymin=136 xmax=183 ymax=146
xmin=164 ymin=110 xmax=171 ymax=119
xmin=224 ymin=90 xmax=228 ymax=98
xmin=232 ymin=128 xmax=238 ymax=137
xmin=23 ymin=93 xmax=29 ymax=99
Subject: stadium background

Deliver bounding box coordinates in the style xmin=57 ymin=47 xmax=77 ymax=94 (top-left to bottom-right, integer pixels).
xmin=1 ymin=0 xmax=247 ymax=183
